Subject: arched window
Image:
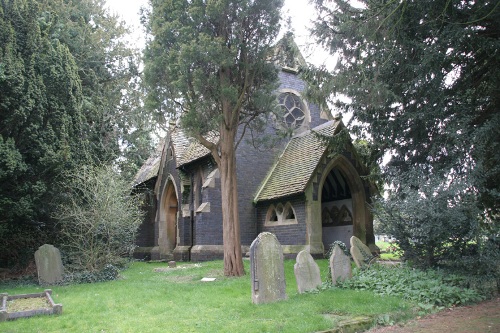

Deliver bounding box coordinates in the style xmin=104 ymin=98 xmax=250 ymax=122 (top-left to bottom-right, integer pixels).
xmin=266 ymin=205 xmax=277 ymax=223
xmin=283 ymin=202 xmax=296 ymax=220
xmin=265 ymin=202 xmax=298 ymax=226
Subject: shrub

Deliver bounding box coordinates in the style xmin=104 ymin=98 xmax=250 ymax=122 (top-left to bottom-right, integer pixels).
xmin=55 ymin=165 xmax=143 ymax=274
xmin=337 ymin=264 xmax=483 ymax=307
xmin=62 ymin=264 xmax=121 ymax=284
xmin=375 ymin=171 xmax=499 ymax=283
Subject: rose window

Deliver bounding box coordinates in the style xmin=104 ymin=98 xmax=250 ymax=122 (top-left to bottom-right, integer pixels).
xmin=278 ymin=93 xmax=306 ymax=129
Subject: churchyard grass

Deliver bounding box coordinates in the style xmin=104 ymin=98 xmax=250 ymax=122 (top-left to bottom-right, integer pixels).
xmin=0 ymin=260 xmax=413 ymax=333
xmin=376 ymin=240 xmax=401 ymax=261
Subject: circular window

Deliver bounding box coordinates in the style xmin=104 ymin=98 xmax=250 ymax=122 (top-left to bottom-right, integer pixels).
xmin=278 ymin=93 xmax=306 ymax=129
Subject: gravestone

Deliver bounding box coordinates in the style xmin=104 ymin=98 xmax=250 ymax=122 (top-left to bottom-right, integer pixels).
xmin=34 ymin=244 xmax=64 ymax=285
xmin=294 ymin=250 xmax=322 ymax=293
xmin=330 ymin=244 xmax=352 ymax=285
xmin=350 ymin=236 xmax=376 ymax=269
xmin=250 ymin=232 xmax=287 ymax=304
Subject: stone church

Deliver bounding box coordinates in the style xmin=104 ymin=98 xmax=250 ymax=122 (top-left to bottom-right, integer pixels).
xmin=133 ymin=38 xmax=377 ymax=262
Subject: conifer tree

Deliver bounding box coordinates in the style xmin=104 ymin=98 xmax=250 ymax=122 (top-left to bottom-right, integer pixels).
xmin=144 ymin=0 xmax=284 ymax=276
xmin=306 ymin=0 xmax=499 ymax=269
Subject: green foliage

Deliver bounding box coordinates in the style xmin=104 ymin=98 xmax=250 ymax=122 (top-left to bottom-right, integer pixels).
xmin=0 ymin=0 xmax=87 ymax=266
xmin=307 ymin=0 xmax=500 ymax=275
xmin=0 ymin=0 xmax=153 ymax=268
xmin=37 ymin=0 xmax=155 ymax=178
xmin=62 ymin=264 xmax=121 ymax=284
xmin=375 ymin=172 xmax=499 ymax=282
xmin=338 ymin=264 xmax=484 ymax=308
xmin=55 ymin=165 xmax=143 ymax=273
xmin=143 ymin=0 xmax=285 ymax=276
xmin=326 ymin=240 xmax=350 ymax=258
xmin=143 ymin=0 xmax=283 ymax=140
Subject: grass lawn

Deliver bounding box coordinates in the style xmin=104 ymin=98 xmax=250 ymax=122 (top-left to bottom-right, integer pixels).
xmin=376 ymin=241 xmax=401 ymax=261
xmin=0 ymin=259 xmax=413 ymax=333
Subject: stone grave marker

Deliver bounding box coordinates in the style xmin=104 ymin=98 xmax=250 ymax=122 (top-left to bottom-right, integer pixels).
xmin=34 ymin=244 xmax=64 ymax=285
xmin=250 ymin=232 xmax=287 ymax=304
xmin=349 ymin=236 xmax=376 ymax=269
xmin=294 ymin=250 xmax=322 ymax=293
xmin=330 ymin=244 xmax=352 ymax=285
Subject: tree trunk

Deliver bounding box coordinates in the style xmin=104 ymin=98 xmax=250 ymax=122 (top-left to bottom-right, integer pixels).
xmin=218 ymin=127 xmax=245 ymax=277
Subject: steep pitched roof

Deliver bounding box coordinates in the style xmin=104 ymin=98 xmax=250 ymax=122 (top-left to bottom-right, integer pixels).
xmin=273 ymin=32 xmax=306 ymax=71
xmin=132 ymin=127 xmax=214 ymax=187
xmin=132 ymin=138 xmax=165 ymax=186
xmin=254 ymin=120 xmax=342 ymax=202
xmin=172 ymin=128 xmax=213 ymax=167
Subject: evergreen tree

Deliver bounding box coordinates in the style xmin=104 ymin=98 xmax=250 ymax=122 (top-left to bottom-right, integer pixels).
xmin=0 ymin=0 xmax=152 ymax=267
xmin=37 ymin=0 xmax=155 ymax=178
xmin=306 ymin=0 xmax=499 ymax=269
xmin=143 ymin=0 xmax=284 ymax=276
xmin=0 ymin=0 xmax=87 ymax=266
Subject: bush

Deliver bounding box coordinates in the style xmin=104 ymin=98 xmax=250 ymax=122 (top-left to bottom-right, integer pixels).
xmin=55 ymin=165 xmax=143 ymax=274
xmin=62 ymin=264 xmax=121 ymax=284
xmin=375 ymin=171 xmax=499 ymax=282
xmin=337 ymin=264 xmax=484 ymax=307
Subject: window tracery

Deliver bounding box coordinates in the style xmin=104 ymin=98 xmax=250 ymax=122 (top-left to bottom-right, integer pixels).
xmin=278 ymin=92 xmax=306 ymax=129
xmin=265 ymin=202 xmax=298 ymax=225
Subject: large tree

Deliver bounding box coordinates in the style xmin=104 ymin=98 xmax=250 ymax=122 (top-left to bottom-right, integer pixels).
xmin=37 ymin=0 xmax=155 ymax=179
xmin=0 ymin=0 xmax=153 ymax=267
xmin=306 ymin=0 xmax=499 ymax=268
xmin=144 ymin=0 xmax=284 ymax=276
xmin=0 ymin=0 xmax=88 ymax=265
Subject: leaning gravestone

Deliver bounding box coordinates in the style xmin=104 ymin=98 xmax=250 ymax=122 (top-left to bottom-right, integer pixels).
xmin=350 ymin=236 xmax=376 ymax=269
xmin=294 ymin=250 xmax=322 ymax=293
xmin=34 ymin=244 xmax=64 ymax=285
xmin=330 ymin=244 xmax=352 ymax=285
xmin=250 ymin=232 xmax=287 ymax=304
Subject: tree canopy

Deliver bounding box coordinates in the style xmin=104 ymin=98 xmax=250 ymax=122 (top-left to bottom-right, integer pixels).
xmin=144 ymin=0 xmax=284 ymax=276
xmin=0 ymin=0 xmax=152 ymax=268
xmin=307 ymin=0 xmax=499 ymax=270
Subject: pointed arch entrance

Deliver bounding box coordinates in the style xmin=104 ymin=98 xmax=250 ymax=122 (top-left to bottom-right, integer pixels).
xmin=319 ymin=155 xmax=367 ymax=251
xmin=158 ymin=178 xmax=178 ymax=258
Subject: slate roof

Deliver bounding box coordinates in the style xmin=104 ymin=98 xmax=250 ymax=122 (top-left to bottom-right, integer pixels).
xmin=132 ymin=138 xmax=165 ymax=186
xmin=173 ymin=128 xmax=213 ymax=167
xmin=132 ymin=127 xmax=215 ymax=187
xmin=254 ymin=120 xmax=342 ymax=202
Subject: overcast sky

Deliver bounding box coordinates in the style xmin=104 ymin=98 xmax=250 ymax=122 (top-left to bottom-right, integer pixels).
xmin=105 ymin=0 xmax=334 ymax=67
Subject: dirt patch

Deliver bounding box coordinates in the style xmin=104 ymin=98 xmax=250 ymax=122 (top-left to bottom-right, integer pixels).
xmin=365 ymin=297 xmax=500 ymax=333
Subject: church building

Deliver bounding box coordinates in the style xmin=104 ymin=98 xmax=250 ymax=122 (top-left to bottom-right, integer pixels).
xmin=133 ymin=38 xmax=377 ymax=261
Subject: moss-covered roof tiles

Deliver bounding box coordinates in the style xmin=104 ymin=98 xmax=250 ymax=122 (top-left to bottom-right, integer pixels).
xmin=132 ymin=138 xmax=165 ymax=186
xmin=254 ymin=120 xmax=341 ymax=202
xmin=132 ymin=127 xmax=215 ymax=187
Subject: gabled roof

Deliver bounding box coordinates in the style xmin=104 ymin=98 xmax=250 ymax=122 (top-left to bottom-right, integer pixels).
xmin=273 ymin=32 xmax=306 ymax=71
xmin=254 ymin=119 xmax=342 ymax=202
xmin=132 ymin=127 xmax=214 ymax=187
xmin=172 ymin=128 xmax=213 ymax=167
xmin=132 ymin=138 xmax=165 ymax=187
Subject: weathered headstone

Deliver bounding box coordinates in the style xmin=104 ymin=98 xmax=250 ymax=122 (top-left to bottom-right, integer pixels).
xmin=250 ymin=232 xmax=287 ymax=304
xmin=294 ymin=250 xmax=322 ymax=293
xmin=350 ymin=236 xmax=376 ymax=269
xmin=34 ymin=244 xmax=64 ymax=285
xmin=330 ymin=244 xmax=352 ymax=285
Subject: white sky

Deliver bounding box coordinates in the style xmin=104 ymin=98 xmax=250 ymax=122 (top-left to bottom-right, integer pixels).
xmin=105 ymin=0 xmax=335 ymax=68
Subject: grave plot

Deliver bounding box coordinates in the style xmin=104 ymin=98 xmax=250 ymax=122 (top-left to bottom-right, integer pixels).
xmin=0 ymin=289 xmax=62 ymax=321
